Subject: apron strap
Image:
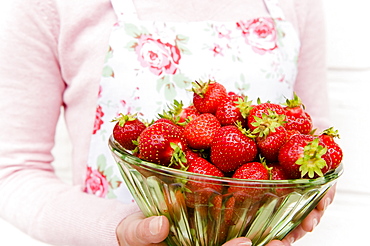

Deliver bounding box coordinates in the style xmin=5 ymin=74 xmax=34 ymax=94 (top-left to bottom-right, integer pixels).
xmin=111 ymin=0 xmax=138 ymax=20
xmin=264 ymin=0 xmax=286 ymax=20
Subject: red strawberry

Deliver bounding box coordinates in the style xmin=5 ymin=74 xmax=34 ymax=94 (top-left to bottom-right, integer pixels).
xmin=180 ymin=105 xmax=201 ymax=122
xmin=268 ymin=163 xmax=289 ymax=180
xmin=184 ymin=149 xmax=202 ymax=163
xmin=112 ymin=113 xmax=146 ymax=150
xmin=318 ymin=127 xmax=343 ymax=170
xmin=207 ymin=194 xmax=236 ymax=244
xmin=210 ymin=194 xmax=236 ymax=226
xmin=153 ymin=117 xmax=185 ymax=133
xmin=159 ymin=100 xmax=200 ymax=124
xmin=250 ymin=109 xmax=287 ymax=162
xmin=285 ymin=129 xmax=301 ymax=142
xmin=283 ymin=93 xmax=313 ymax=134
xmin=153 ymin=117 xmax=176 ymax=126
xmin=185 ymin=157 xmax=224 ymax=208
xmin=231 ymin=161 xmax=270 ymax=180
xmin=256 ymin=126 xmax=287 ymax=162
xmin=186 ymin=157 xmax=224 ymax=180
xmin=228 ymin=161 xmax=270 ymax=202
xmin=210 ymin=124 xmax=258 ymax=173
xmin=183 ymin=113 xmax=221 ymax=150
xmin=138 ymin=121 xmax=188 ymax=167
xmin=278 ymin=134 xmax=332 ymax=179
xmin=192 ymin=80 xmax=228 ymax=114
xmin=268 ymin=162 xmax=290 ymax=196
xmin=247 ymin=102 xmax=286 ymax=132
xmin=215 ymin=95 xmax=252 ymax=127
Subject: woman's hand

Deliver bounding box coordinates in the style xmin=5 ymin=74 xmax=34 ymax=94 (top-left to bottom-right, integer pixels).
xmin=116 ymin=212 xmax=169 ymax=246
xmin=279 ymin=184 xmax=337 ymax=245
xmin=223 ymin=185 xmax=336 ymax=246
xmin=117 ymin=185 xmax=336 ymax=246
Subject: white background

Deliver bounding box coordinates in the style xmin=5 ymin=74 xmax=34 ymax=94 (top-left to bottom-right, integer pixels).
xmin=1 ymin=0 xmax=370 ymax=245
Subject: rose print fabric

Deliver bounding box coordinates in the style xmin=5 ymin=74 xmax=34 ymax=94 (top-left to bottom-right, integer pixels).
xmin=85 ymin=0 xmax=301 ymax=203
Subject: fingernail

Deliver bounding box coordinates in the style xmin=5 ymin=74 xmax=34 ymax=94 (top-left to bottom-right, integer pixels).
xmin=149 ymin=216 xmax=163 ymax=235
xmin=287 ymin=236 xmax=295 ymax=244
xmin=237 ymin=242 xmax=252 ymax=246
xmin=312 ymin=218 xmax=318 ymax=231
xmin=324 ymin=197 xmax=332 ymax=210
xmin=234 ymin=238 xmax=252 ymax=246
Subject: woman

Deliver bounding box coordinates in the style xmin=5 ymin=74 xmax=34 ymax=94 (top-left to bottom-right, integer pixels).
xmin=0 ymin=0 xmax=333 ymax=245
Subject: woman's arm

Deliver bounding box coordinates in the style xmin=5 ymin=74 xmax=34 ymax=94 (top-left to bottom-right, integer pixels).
xmin=0 ymin=1 xmax=139 ymax=245
xmin=294 ymin=0 xmax=330 ymax=130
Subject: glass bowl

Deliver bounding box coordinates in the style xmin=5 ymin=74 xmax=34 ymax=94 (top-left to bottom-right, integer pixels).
xmin=108 ymin=135 xmax=342 ymax=246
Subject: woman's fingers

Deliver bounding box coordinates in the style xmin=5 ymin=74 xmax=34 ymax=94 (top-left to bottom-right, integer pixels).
xmin=281 ymin=224 xmax=307 ymax=245
xmin=282 ymin=185 xmax=337 ymax=244
xmin=316 ymin=183 xmax=336 ymax=212
xmin=117 ymin=212 xmax=169 ymax=246
xmin=300 ymin=206 xmax=324 ymax=232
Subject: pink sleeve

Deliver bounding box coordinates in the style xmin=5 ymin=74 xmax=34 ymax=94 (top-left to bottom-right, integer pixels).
xmin=0 ymin=1 xmax=139 ymax=245
xmin=293 ymin=0 xmax=331 ymax=131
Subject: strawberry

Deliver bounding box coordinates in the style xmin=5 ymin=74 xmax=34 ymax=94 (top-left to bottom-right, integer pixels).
xmin=215 ymin=94 xmax=252 ymax=127
xmin=283 ymin=93 xmax=313 ymax=134
xmin=185 ymin=157 xmax=224 ymax=208
xmin=192 ymin=80 xmax=228 ymax=114
xmin=255 ymin=126 xmax=287 ymax=162
xmin=153 ymin=117 xmax=185 ymax=133
xmin=228 ymin=161 xmax=270 ymax=202
xmin=250 ymin=109 xmax=287 ymax=162
xmin=180 ymin=105 xmax=201 ymax=122
xmin=112 ymin=113 xmax=146 ymax=150
xmin=153 ymin=117 xmax=176 ymax=125
xmin=210 ymin=194 xmax=236 ymax=225
xmin=268 ymin=162 xmax=290 ymax=196
xmin=138 ymin=121 xmax=188 ymax=167
xmin=285 ymin=129 xmax=301 ymax=142
xmin=186 ymin=156 xmax=224 ymax=181
xmin=183 ymin=113 xmax=221 ymax=150
xmin=207 ymin=194 xmax=236 ymax=244
xmin=230 ymin=161 xmax=270 ymax=180
xmin=247 ymin=101 xmax=286 ymax=132
xmin=268 ymin=163 xmax=289 ymax=180
xmin=210 ymin=124 xmax=258 ymax=173
xmin=159 ymin=100 xmax=200 ymax=124
xmin=184 ymin=149 xmax=202 ymax=163
xmin=278 ymin=134 xmax=332 ymax=179
xmin=318 ymin=127 xmax=343 ymax=170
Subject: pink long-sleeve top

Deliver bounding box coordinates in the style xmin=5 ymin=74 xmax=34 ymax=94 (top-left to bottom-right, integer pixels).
xmin=0 ymin=0 xmax=329 ymax=245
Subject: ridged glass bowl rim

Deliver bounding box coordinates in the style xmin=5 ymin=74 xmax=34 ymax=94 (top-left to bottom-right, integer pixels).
xmin=108 ymin=135 xmax=343 ymax=188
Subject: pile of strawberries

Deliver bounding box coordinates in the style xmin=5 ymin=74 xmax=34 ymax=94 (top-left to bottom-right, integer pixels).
xmin=112 ymin=80 xmax=343 ymax=183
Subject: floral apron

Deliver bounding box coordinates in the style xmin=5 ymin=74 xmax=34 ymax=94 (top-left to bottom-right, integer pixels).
xmin=84 ymin=0 xmax=301 ymax=203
